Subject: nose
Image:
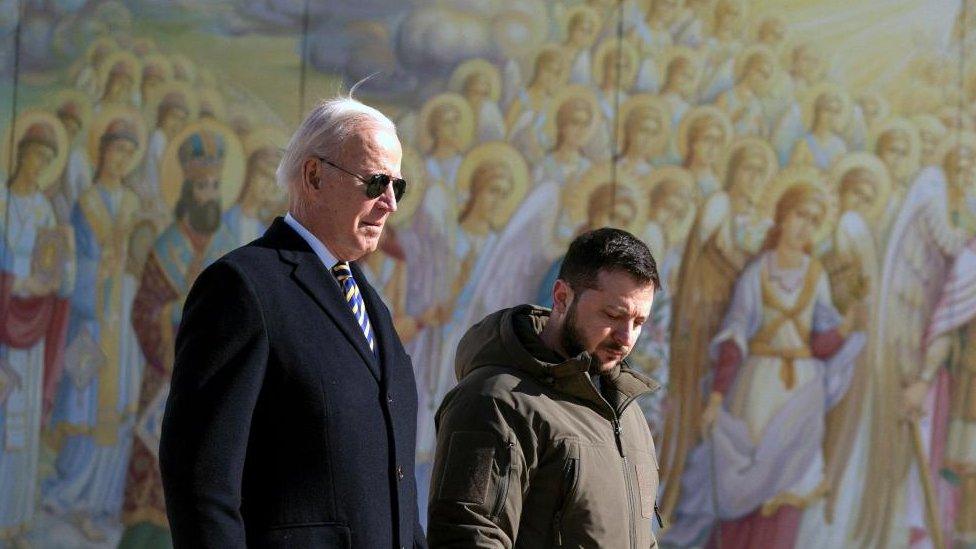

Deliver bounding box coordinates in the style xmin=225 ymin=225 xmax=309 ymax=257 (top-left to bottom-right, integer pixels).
xmin=614 ymin=322 xmax=638 ymax=348
xmin=377 ymin=181 xmax=398 ymax=213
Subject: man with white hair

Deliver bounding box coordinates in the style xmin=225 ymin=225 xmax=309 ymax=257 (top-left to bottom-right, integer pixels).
xmin=158 ymin=95 xmax=427 ymax=548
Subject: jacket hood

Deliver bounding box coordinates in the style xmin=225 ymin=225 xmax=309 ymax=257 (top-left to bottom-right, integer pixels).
xmin=454 ymin=304 xmax=659 ymax=404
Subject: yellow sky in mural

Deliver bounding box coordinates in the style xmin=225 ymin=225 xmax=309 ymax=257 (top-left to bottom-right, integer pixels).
xmin=770 ymin=0 xmax=962 ymax=90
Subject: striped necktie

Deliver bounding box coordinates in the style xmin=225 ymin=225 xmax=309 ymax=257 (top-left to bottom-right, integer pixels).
xmin=331 ymin=262 xmax=375 ymax=354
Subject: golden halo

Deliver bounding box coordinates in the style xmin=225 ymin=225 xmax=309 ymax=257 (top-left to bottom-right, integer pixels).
xmin=676 ymin=105 xmax=733 ymax=160
xmin=87 ymin=105 xmax=149 ymax=177
xmin=159 ymin=119 xmax=245 ymax=213
xmin=856 ymin=91 xmax=891 ymax=121
xmin=518 ymin=43 xmax=568 ymax=89
xmin=543 ymin=84 xmax=601 ymax=147
xmin=197 ymin=68 xmax=218 ymax=89
xmin=448 ymin=59 xmax=502 ymax=103
xmin=642 ymin=165 xmax=697 ymax=234
xmin=801 ymin=82 xmax=852 ymax=131
xmin=417 ymin=92 xmax=475 ymax=155
xmin=830 ymin=152 xmax=892 ymax=223
xmin=663 ymin=46 xmax=704 ymax=85
xmin=143 ymin=81 xmax=199 ymax=124
xmin=170 ymin=54 xmax=197 ymax=83
xmin=141 ymin=54 xmax=174 ymax=82
xmin=562 ymin=5 xmax=601 ymax=45
xmin=734 ymin=44 xmax=776 ymax=84
xmin=762 ymin=166 xmax=837 ymax=244
xmin=50 ymin=89 xmax=93 ymax=131
xmin=592 ymin=38 xmax=640 ymax=89
xmin=456 ymin=141 xmax=529 ymax=227
xmin=98 ymin=50 xmax=141 ymax=97
xmin=1 ymin=110 xmax=69 ymax=191
xmin=911 ymin=114 xmax=947 ymax=137
xmin=616 ymin=93 xmax=672 ymax=149
xmin=935 ymin=130 xmax=976 ymax=167
xmin=198 ymin=87 xmax=227 ymax=121
xmin=243 ymin=127 xmax=288 ymax=160
xmin=564 ymin=162 xmax=646 ymax=235
xmin=132 ymin=37 xmax=158 ymax=57
xmin=751 ymin=14 xmax=788 ymax=44
xmin=719 ymin=136 xmax=778 ymax=191
xmin=868 ymin=117 xmax=921 ymax=174
xmin=84 ymin=36 xmax=118 ymax=65
xmin=390 ymin=145 xmax=425 ymax=228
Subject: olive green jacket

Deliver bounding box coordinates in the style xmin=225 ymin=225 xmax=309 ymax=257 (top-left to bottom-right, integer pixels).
xmin=427 ymin=305 xmax=661 ymax=548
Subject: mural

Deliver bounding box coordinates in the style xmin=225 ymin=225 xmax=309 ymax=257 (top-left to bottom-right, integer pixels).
xmin=1 ymin=0 xmax=975 ymax=547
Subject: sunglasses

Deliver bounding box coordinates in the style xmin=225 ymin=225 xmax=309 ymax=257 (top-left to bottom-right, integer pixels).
xmin=318 ymin=158 xmax=407 ymax=201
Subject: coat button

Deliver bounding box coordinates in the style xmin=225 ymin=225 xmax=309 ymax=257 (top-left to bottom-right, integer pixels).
xmin=387 ymin=395 xmax=394 ymax=405
xmin=396 ymin=465 xmax=404 ymax=481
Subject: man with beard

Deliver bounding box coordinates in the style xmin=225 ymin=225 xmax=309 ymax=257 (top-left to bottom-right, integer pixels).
xmin=428 ymin=227 xmax=662 ymax=547
xmin=119 ymin=128 xmax=236 ymax=549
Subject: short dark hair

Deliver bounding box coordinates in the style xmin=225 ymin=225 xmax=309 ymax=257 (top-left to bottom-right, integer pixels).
xmin=558 ymin=227 xmax=659 ymax=293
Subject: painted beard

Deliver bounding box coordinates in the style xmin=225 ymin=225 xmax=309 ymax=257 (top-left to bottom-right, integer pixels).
xmin=188 ymin=199 xmax=221 ymax=234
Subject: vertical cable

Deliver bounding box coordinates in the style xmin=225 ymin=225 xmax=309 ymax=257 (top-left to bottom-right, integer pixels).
xmin=2 ymin=0 xmax=26 ymax=270
xmin=610 ymin=0 xmax=627 ymax=211
xmin=298 ymin=0 xmax=311 ymax=120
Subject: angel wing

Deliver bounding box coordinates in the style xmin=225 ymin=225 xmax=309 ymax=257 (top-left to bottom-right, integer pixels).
xmin=460 ymin=180 xmax=563 ymax=327
xmin=658 ymin=194 xmax=748 ymax=522
xmin=821 ymin=211 xmax=879 ymax=521
xmin=501 ymin=58 xmax=524 ymax=113
xmin=400 ymin=182 xmax=457 ymax=317
xmin=855 ymin=167 xmax=965 ymax=546
xmin=635 ymin=58 xmax=662 ymax=94
xmin=697 ymin=54 xmax=735 ymax=105
xmin=844 ymin=104 xmax=869 ymax=152
xmin=771 ymin=101 xmax=804 ymax=166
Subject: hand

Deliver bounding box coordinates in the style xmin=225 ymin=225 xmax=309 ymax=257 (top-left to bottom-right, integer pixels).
xmin=700 ymin=392 xmax=723 ymax=438
xmin=902 ymin=380 xmax=929 ymax=420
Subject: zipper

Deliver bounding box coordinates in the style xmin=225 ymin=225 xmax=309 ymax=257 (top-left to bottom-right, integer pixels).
xmin=552 ymin=455 xmax=579 ymax=546
xmin=622 ymin=455 xmax=637 ymax=549
xmin=612 ymin=417 xmax=625 ymax=457
xmin=490 ymin=440 xmax=515 ymax=519
xmin=553 ymin=510 xmax=563 ymax=546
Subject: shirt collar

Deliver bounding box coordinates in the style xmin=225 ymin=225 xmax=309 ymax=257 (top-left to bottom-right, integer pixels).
xmin=284 ymin=212 xmax=342 ymax=271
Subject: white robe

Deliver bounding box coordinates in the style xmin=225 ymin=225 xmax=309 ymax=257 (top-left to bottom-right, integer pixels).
xmin=0 ymin=192 xmax=58 ymax=534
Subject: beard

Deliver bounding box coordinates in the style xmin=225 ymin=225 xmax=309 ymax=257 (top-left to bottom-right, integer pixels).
xmin=559 ymin=297 xmax=587 ymax=359
xmin=560 ymin=296 xmax=628 ymax=375
xmin=188 ymin=199 xmax=221 ymax=234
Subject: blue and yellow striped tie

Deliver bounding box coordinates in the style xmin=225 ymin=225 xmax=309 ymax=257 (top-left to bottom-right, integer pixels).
xmin=332 ymin=262 xmax=375 ymax=354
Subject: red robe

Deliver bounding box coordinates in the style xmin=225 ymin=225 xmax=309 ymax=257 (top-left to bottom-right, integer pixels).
xmin=0 ymin=271 xmax=70 ymax=421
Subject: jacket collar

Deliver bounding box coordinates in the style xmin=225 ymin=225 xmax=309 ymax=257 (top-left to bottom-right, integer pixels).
xmin=498 ymin=305 xmax=659 ymax=417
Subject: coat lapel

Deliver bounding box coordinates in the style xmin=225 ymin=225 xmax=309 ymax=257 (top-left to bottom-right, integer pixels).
xmin=268 ymin=219 xmax=382 ymax=383
xmin=353 ymin=262 xmax=397 ymax=385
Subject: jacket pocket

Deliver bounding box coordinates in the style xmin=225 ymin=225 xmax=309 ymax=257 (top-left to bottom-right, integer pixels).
xmin=634 ymin=452 xmax=658 ymax=520
xmin=553 ymin=439 xmax=581 ymax=546
xmin=489 ymin=436 xmax=517 ymax=520
xmin=255 ymin=522 xmax=351 ymax=548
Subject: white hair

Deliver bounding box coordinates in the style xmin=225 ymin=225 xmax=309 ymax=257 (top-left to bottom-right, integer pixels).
xmin=277 ymin=94 xmax=397 ymax=208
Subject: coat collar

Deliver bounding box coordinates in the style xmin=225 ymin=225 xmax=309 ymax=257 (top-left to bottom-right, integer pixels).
xmin=267 ymin=217 xmax=383 ymax=383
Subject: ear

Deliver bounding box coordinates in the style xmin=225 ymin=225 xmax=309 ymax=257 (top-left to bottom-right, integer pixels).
xmin=302 ymin=158 xmax=320 ymax=189
xmin=551 ymin=279 xmax=573 ymax=314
